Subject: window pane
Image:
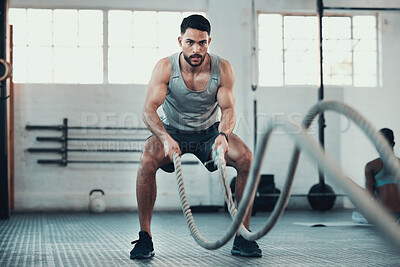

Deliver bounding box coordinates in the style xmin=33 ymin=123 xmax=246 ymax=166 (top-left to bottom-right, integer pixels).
xmin=108 ymin=10 xmax=133 ymax=47
xmin=27 ymin=9 xmax=52 ymax=46
xmin=259 ymin=50 xmax=283 ymax=86
xmin=259 ymin=14 xmax=282 ymax=29
xmin=108 ymin=47 xmax=134 ymax=83
xmin=78 ymin=47 xmax=103 ymax=83
xmin=79 ymin=10 xmax=103 ymax=47
xmin=133 ymin=47 xmax=158 ymax=84
xmin=283 ymin=16 xmax=318 ymax=86
xmin=53 ymin=10 xmax=78 ymax=46
xmin=323 ymin=17 xmax=351 ymax=39
xmin=353 ymin=38 xmax=376 ymax=51
xmin=354 ymin=51 xmax=376 ymax=75
xmin=259 ymin=35 xmax=281 ymax=51
xmin=9 ymin=8 xmax=28 ymax=45
xmin=285 ymin=16 xmax=317 ymax=39
xmin=133 ymin=11 xmax=157 ymax=47
xmin=54 ymin=47 xmax=78 ymax=83
xmin=27 ymin=46 xmax=52 ymax=83
xmin=353 ymin=16 xmax=376 ymax=28
xmin=12 ymin=46 xmax=28 ymax=83
xmin=158 ymin=12 xmax=181 ymax=48
xmin=353 ymin=25 xmax=376 ymax=39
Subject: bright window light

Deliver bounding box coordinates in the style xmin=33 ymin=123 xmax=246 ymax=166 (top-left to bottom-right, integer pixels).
xmin=9 ymin=9 xmax=207 ymax=84
xmin=258 ymin=14 xmax=378 ymax=87
xmin=108 ymin=10 xmax=206 ymax=84
xmin=9 ymin=8 xmax=103 ymax=83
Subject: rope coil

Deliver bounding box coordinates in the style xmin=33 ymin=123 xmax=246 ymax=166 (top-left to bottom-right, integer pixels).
xmin=173 ymin=100 xmax=400 ymax=250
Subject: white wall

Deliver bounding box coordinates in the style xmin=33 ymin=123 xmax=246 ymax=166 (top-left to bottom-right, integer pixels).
xmin=10 ymin=0 xmax=400 ymax=211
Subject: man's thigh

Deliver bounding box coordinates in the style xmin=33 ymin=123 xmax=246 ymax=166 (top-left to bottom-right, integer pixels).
xmin=225 ymin=133 xmax=252 ymax=168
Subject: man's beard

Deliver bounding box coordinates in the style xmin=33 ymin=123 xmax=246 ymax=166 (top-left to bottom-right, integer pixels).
xmin=183 ymin=52 xmax=206 ymax=67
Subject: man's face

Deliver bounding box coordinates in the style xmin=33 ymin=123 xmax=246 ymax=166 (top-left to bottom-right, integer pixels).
xmin=178 ymin=28 xmax=211 ymax=67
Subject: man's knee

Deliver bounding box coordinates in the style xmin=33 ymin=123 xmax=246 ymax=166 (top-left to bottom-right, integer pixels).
xmin=138 ymin=154 xmax=160 ymax=175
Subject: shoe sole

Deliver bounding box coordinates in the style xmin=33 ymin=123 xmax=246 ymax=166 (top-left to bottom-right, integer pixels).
xmin=231 ymin=248 xmax=262 ymax=257
xmin=130 ymin=251 xmax=155 ymax=260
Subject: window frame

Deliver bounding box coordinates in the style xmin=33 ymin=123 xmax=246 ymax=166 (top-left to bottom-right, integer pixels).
xmin=257 ymin=12 xmax=380 ymax=88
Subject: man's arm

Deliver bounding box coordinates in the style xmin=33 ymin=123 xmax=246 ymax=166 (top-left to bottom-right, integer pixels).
xmin=142 ymin=57 xmax=181 ymax=159
xmin=215 ymin=59 xmax=236 ymax=152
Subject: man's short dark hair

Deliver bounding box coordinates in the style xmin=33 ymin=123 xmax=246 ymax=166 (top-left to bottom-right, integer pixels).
xmin=379 ymin=128 xmax=395 ymax=147
xmin=180 ymin=14 xmax=211 ymax=35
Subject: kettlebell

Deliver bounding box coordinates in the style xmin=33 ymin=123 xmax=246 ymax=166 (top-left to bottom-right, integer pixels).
xmin=89 ymin=189 xmax=106 ymax=213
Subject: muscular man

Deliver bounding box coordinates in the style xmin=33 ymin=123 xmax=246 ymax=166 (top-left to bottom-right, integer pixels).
xmin=130 ymin=14 xmax=261 ymax=259
xmin=364 ymin=128 xmax=400 ymax=219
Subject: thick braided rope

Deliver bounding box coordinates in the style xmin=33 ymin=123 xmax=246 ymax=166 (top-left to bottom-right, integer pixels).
xmin=173 ymin=100 xmax=400 ymax=250
xmin=213 ymin=146 xmax=252 ymax=239
xmin=173 ymin=152 xmax=244 ymax=249
xmin=234 ymin=100 xmax=400 ymax=246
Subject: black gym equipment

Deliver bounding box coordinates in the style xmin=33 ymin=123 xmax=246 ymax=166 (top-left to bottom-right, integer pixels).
xmin=229 ymin=175 xmax=281 ymax=216
xmin=307 ymin=0 xmax=336 ymax=211
xmin=229 ymin=175 xmax=345 ymax=214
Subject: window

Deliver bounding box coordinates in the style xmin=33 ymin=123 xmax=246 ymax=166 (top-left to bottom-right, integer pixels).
xmin=9 ymin=9 xmax=204 ymax=84
xmin=258 ymin=14 xmax=377 ymax=87
xmin=108 ymin=11 xmax=206 ymax=84
xmin=9 ymin=8 xmax=103 ymax=84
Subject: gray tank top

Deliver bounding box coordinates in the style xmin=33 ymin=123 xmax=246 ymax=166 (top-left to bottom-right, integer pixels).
xmin=161 ymin=52 xmax=221 ymax=131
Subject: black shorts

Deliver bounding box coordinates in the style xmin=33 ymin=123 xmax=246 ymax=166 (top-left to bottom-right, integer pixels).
xmin=159 ymin=122 xmax=220 ymax=173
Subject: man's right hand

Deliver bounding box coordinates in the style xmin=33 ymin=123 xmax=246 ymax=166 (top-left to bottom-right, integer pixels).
xmin=162 ymin=135 xmax=181 ymax=161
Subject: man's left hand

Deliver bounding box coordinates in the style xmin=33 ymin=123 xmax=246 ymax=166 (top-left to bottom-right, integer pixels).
xmin=213 ymin=134 xmax=229 ymax=155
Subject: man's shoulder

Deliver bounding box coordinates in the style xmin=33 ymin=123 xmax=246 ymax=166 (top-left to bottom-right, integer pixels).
xmin=155 ymin=57 xmax=172 ymax=72
xmin=219 ymin=57 xmax=234 ymax=82
xmin=150 ymin=57 xmax=172 ymax=84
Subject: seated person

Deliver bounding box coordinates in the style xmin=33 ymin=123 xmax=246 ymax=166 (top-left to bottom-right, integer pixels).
xmin=353 ymin=128 xmax=400 ymax=224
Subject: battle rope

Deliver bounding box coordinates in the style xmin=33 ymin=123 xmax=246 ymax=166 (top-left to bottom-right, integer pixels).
xmin=173 ymin=100 xmax=400 ymax=250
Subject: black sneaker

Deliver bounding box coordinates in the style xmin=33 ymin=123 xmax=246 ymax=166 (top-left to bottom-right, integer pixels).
xmin=130 ymin=231 xmax=155 ymax=259
xmin=231 ymin=235 xmax=262 ymax=257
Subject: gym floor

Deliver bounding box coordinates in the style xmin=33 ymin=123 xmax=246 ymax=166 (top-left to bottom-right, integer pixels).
xmin=0 ymin=209 xmax=399 ymax=266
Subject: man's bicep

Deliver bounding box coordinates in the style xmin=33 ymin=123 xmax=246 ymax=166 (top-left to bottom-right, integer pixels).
xmin=217 ymin=86 xmax=235 ymax=110
xmin=218 ymin=60 xmax=235 ymax=110
xmin=145 ymin=81 xmax=168 ymax=109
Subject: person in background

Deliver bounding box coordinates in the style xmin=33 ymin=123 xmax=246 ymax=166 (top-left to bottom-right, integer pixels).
xmin=353 ymin=128 xmax=400 ymax=224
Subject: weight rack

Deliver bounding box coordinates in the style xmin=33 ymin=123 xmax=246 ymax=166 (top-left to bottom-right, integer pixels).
xmin=26 ymin=118 xmax=199 ymax=166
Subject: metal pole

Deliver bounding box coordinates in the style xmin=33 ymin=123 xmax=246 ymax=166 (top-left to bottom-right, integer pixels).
xmin=317 ymin=0 xmax=326 ymax=186
xmin=324 ymin=7 xmax=400 ymax=11
xmin=0 ymin=0 xmax=9 ymax=219
xmin=251 ymin=0 xmax=258 ymax=151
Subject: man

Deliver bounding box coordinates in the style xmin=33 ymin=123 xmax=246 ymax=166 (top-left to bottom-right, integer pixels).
xmin=353 ymin=128 xmax=400 ymax=223
xmin=130 ymin=14 xmax=261 ymax=259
